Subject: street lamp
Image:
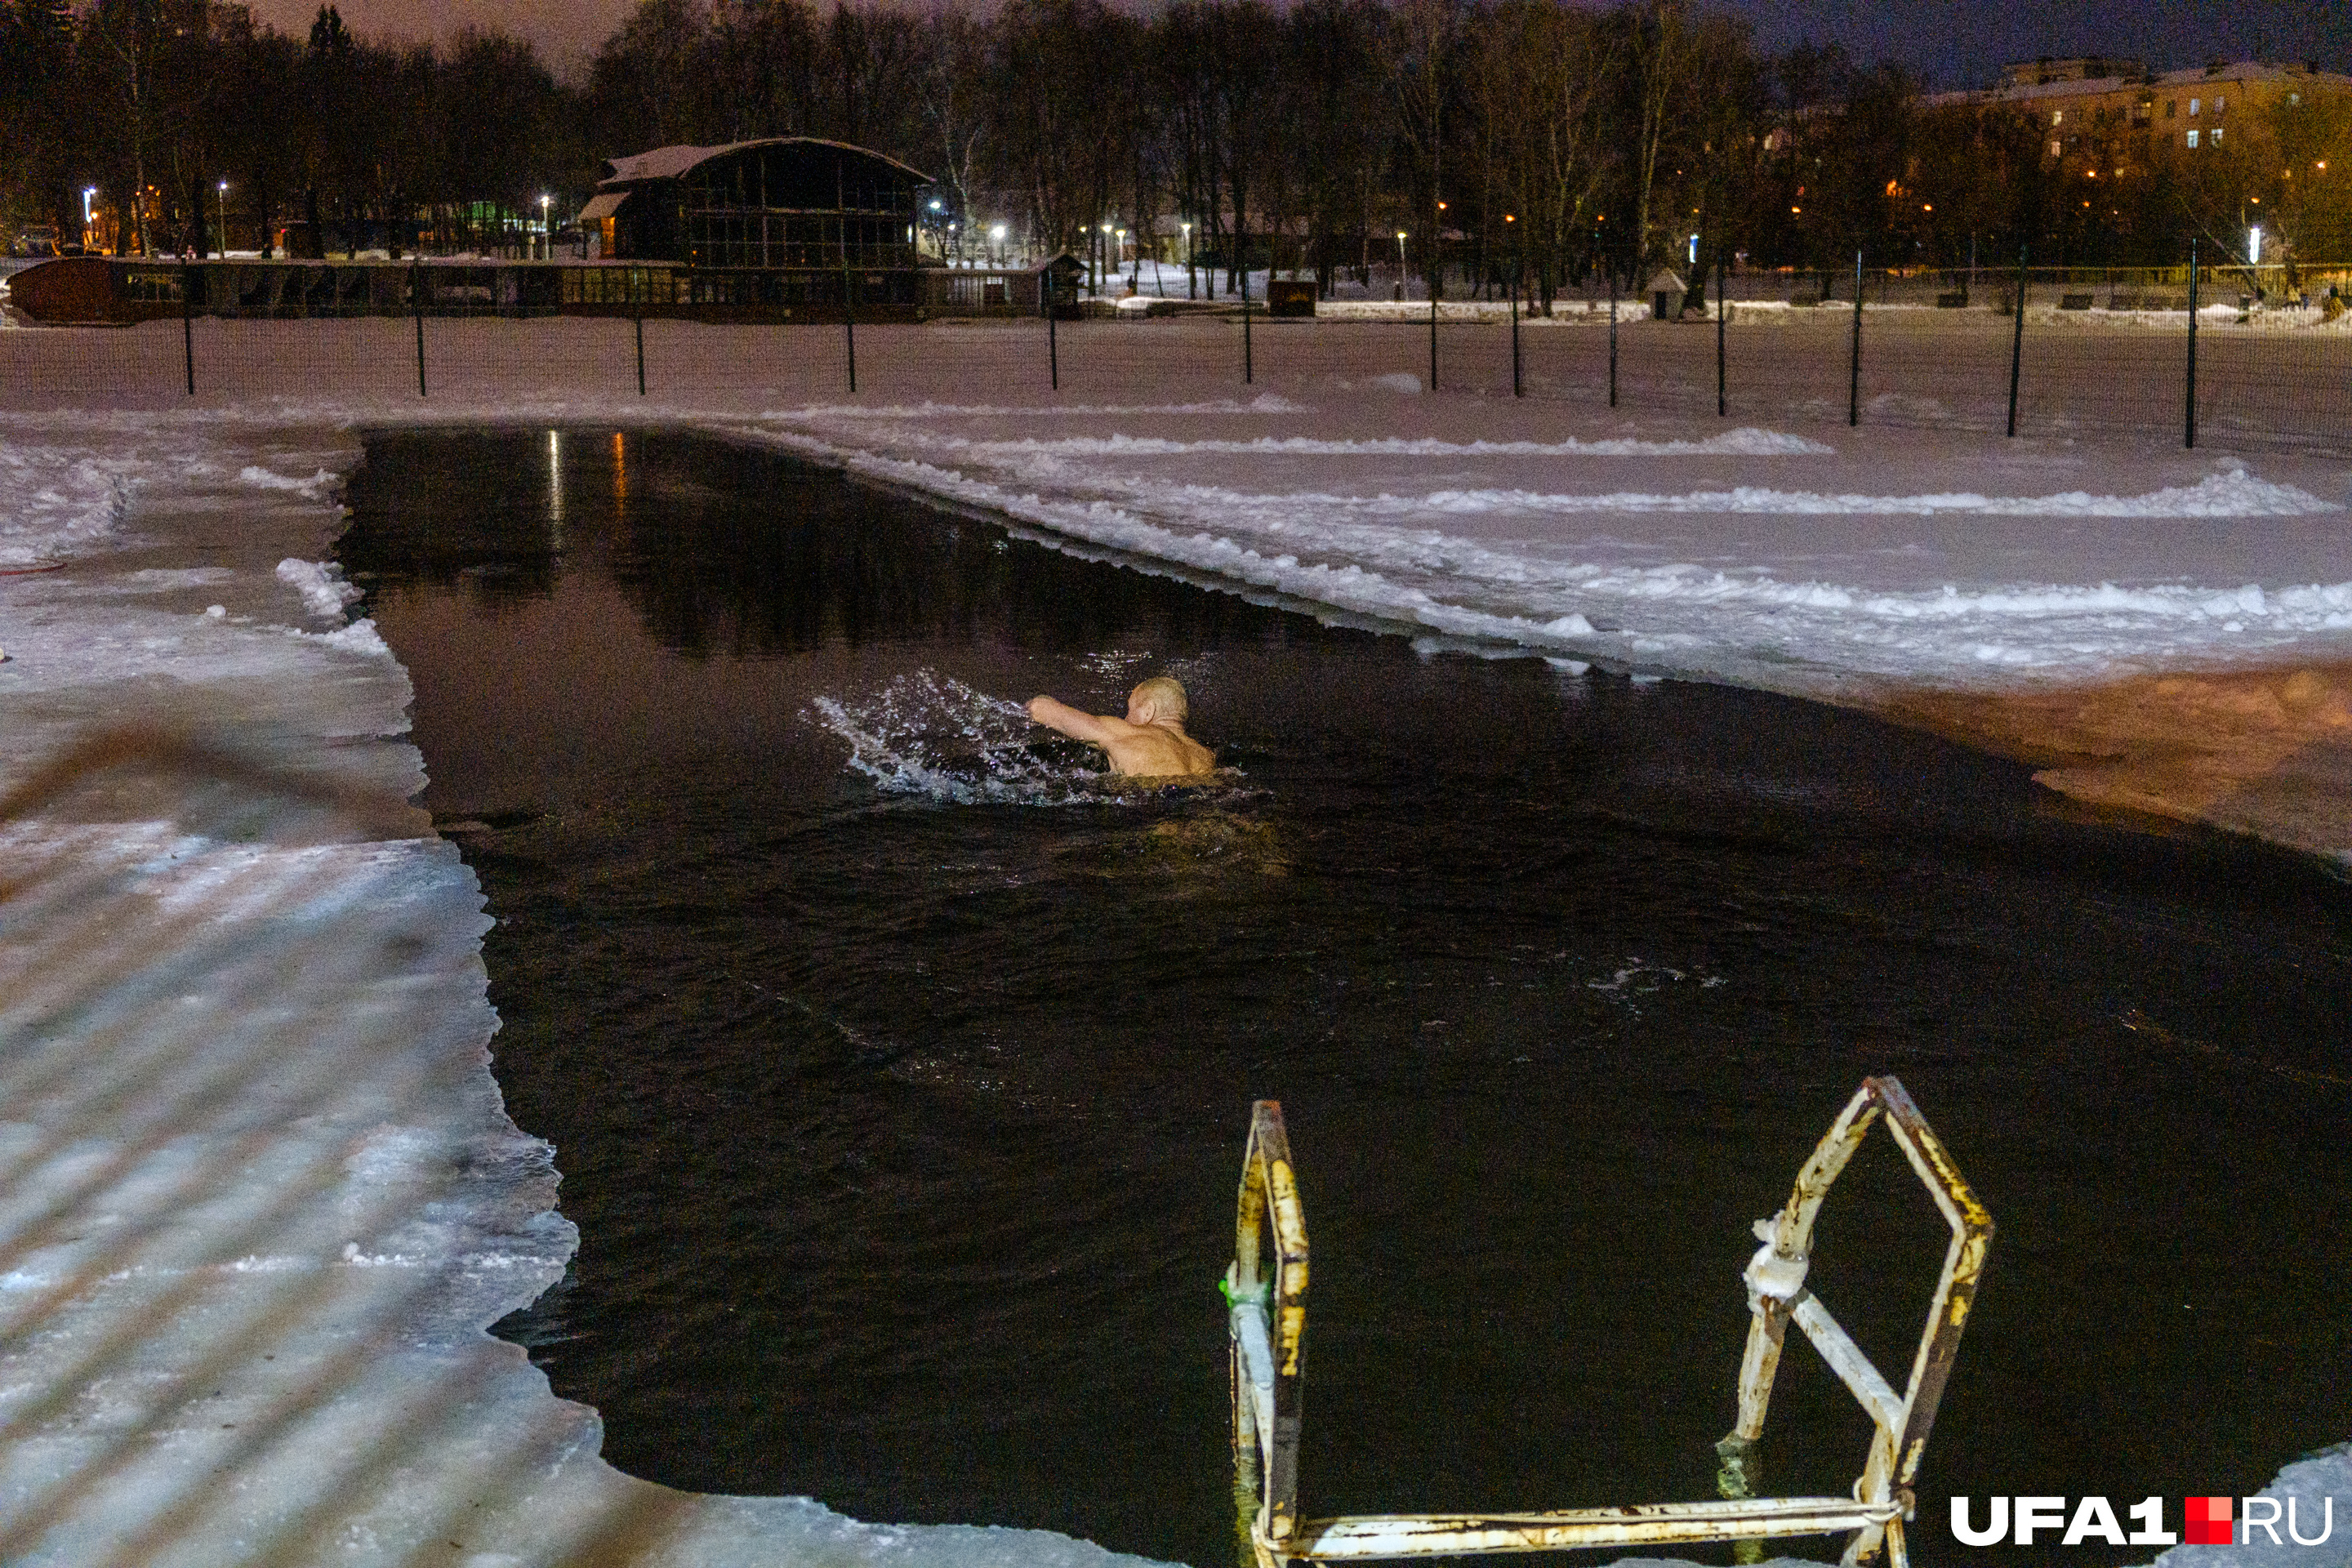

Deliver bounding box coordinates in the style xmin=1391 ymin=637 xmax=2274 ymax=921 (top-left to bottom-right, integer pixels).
xmin=216 ymin=180 xmax=228 ymax=255
xmin=82 ymin=185 xmax=96 ymax=251
xmin=2249 ymin=224 xmax=2262 ymax=264
xmin=1183 ymin=220 xmax=1193 ymax=298
xmin=539 ymin=194 xmax=550 ymax=258
xmin=991 ymin=222 xmax=1006 ymax=266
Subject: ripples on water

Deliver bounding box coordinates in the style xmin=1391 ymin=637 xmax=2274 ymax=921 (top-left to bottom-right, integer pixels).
xmin=342 ymin=430 xmax=2352 ymax=1568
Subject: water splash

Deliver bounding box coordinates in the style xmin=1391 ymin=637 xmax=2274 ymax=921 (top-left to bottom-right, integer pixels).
xmin=808 ymin=670 xmax=1106 ymax=804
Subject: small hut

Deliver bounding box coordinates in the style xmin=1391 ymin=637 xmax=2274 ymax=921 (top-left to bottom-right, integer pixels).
xmin=1645 ymin=267 xmax=1686 ymax=320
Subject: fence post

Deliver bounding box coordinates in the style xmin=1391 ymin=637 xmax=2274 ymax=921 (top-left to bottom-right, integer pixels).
xmin=412 ymin=256 xmax=427 ymax=398
xmin=2185 ymin=238 xmax=2199 ymax=449
xmin=2006 ymin=247 xmax=2026 ymax=437
xmin=1715 ymin=254 xmax=1727 ymax=417
xmin=635 ymin=273 xmax=647 ymax=398
xmin=180 ymin=260 xmax=196 ymax=396
xmin=1847 ymin=250 xmax=1863 ymax=427
xmin=843 ymin=259 xmax=858 ymax=394
xmin=1427 ymin=273 xmax=1437 ymax=392
xmin=1244 ymin=284 xmax=1254 ymax=386
xmin=1511 ymin=258 xmax=1521 ymax=398
xmin=1607 ymin=265 xmax=1618 ymax=408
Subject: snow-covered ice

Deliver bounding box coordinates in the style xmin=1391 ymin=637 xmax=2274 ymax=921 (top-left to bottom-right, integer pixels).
xmin=0 ymin=427 xmax=1187 ymax=1568
xmin=2 ymin=314 xmax=2350 ymax=1563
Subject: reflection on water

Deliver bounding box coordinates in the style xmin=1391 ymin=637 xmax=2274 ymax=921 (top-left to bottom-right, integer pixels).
xmin=342 ymin=431 xmax=2352 ymax=1568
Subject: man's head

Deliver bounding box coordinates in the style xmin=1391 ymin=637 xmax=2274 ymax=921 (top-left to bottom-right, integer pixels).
xmin=1127 ymin=676 xmax=1189 ymax=725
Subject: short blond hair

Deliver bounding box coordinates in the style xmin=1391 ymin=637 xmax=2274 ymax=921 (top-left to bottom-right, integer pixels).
xmin=1130 ymin=675 xmax=1189 ymax=722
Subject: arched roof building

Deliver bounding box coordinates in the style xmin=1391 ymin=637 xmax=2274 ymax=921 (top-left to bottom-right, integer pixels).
xmin=581 ymin=138 xmax=933 ymax=307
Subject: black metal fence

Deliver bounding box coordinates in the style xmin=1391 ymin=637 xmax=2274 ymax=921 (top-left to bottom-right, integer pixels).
xmin=5 ymin=261 xmax=2347 ymax=457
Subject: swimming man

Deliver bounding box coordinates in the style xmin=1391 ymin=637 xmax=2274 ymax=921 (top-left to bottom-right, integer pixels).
xmin=1027 ymin=676 xmax=1217 ymax=777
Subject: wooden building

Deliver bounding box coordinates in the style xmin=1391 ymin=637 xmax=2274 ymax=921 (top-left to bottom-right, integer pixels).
xmin=579 ymin=138 xmax=932 ymax=312
xmin=919 ymin=253 xmax=1085 ymax=317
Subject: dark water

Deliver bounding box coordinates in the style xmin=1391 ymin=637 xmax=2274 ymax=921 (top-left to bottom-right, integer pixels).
xmin=341 ymin=430 xmax=2352 ymax=1568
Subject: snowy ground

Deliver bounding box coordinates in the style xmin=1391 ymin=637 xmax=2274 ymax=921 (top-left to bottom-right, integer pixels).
xmin=3 ymin=318 xmax=2352 ymax=1563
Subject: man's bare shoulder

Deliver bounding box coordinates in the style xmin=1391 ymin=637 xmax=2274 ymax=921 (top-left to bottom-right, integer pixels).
xmin=1102 ymin=724 xmax=1216 ymax=777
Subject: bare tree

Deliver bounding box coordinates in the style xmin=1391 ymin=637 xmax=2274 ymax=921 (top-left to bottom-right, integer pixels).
xmin=1466 ymin=0 xmax=1608 ymax=312
xmin=1624 ymin=0 xmax=1692 ymax=287
xmin=1379 ymin=0 xmax=1459 ymax=293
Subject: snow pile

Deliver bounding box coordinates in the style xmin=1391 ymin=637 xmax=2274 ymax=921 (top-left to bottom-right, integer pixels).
xmin=893 ymin=426 xmax=1834 ymax=460
xmin=2158 ymin=1445 xmax=2352 ymax=1567
xmin=276 ymin=557 xmax=363 ymax=619
xmin=770 ymin=394 xmax=1312 ymax=421
xmin=0 ymin=439 xmax=136 ymax=565
xmin=239 ymin=463 xmax=337 ymax=496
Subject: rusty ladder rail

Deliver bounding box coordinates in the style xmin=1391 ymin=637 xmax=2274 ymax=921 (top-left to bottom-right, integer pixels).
xmin=1224 ymin=1077 xmax=1993 ymax=1568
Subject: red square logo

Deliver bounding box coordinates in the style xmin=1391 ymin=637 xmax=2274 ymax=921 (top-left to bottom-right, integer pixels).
xmin=2185 ymin=1496 xmax=2234 ymax=1546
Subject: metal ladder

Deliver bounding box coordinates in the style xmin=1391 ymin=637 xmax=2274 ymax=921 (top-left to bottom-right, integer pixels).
xmin=1223 ymin=1076 xmax=1993 ymax=1568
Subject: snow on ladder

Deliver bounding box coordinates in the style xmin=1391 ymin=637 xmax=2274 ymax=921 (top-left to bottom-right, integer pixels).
xmin=1222 ymin=1077 xmax=1994 ymax=1568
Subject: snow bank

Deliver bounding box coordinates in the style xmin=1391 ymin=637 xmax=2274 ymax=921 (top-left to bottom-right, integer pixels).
xmin=2157 ymin=1445 xmax=2352 ymax=1567
xmin=276 ymin=556 xmax=363 ymax=619
xmin=739 ymin=410 xmax=2352 ymax=690
xmin=863 ymin=426 xmax=1835 ymax=459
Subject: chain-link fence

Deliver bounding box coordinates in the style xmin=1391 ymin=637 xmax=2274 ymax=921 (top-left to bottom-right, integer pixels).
xmin=4 ymin=260 xmax=2346 ymax=454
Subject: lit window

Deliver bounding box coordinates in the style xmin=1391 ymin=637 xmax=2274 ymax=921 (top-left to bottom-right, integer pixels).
xmin=2212 ymin=127 xmax=2223 ymax=143
xmin=2186 ymin=129 xmax=2199 ymax=148
xmin=2289 ymin=91 xmax=2301 ymax=105
xmin=2051 ymin=139 xmax=2062 ymax=158
xmin=2189 ymin=97 xmax=2200 ymax=115
xmin=2052 ymin=109 xmax=2064 ymax=125
xmin=2214 ymin=96 xmax=2225 ymax=114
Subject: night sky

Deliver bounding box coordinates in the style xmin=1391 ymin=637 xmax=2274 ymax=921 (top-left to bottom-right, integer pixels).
xmin=250 ymin=0 xmax=2352 ymax=90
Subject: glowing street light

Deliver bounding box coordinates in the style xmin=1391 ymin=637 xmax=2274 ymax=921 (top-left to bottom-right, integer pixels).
xmin=1396 ymin=229 xmax=1407 ymax=268
xmin=2249 ymin=224 xmax=2263 ymax=264
xmin=215 ymin=180 xmax=229 ymax=254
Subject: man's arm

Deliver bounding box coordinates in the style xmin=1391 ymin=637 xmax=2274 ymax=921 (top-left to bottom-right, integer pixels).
xmin=1027 ymin=695 xmax=1125 ymax=746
